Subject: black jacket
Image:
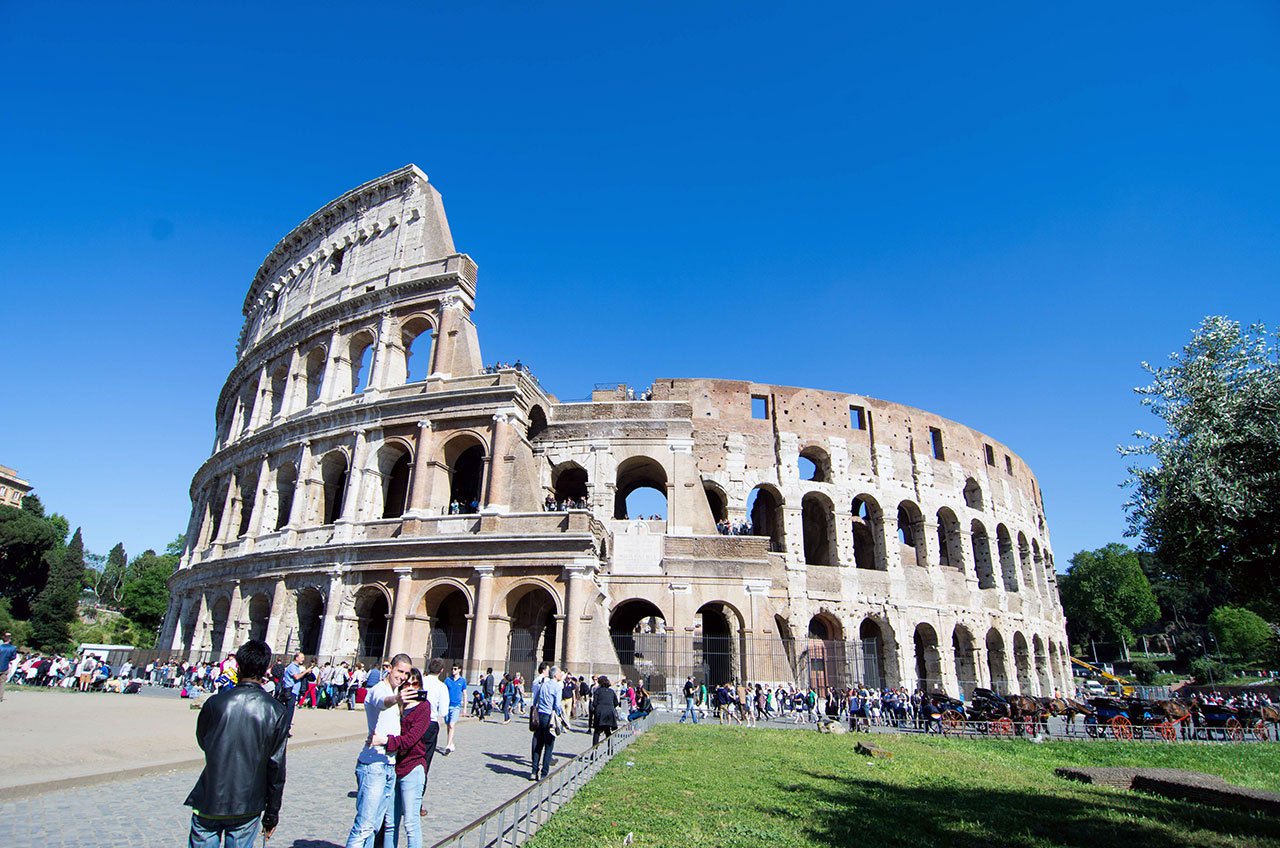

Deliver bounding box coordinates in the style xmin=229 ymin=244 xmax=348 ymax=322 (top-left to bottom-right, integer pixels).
xmin=591 ymin=686 xmax=620 ymax=729
xmin=185 ymin=683 xmax=288 ymax=822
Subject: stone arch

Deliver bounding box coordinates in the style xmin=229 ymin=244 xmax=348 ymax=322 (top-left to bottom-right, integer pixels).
xmin=268 ymin=358 xmax=290 ymax=420
xmin=971 ymin=520 xmax=996 ymax=589
xmin=304 ymin=345 xmax=326 ymax=406
xmin=441 ymin=433 xmax=487 ymax=513
xmin=609 ymin=598 xmax=668 ymax=680
xmin=703 ymin=480 xmax=728 ymax=523
xmin=209 ymin=596 xmax=232 ymax=657
xmin=747 ymin=484 xmax=785 ymax=552
xmin=801 ymin=491 xmax=837 ymax=566
xmin=527 ymin=405 xmax=549 ymax=440
xmin=247 ymin=593 xmax=271 ymax=642
xmin=551 ymin=461 xmax=589 ymax=505
xmin=399 ymin=314 xmax=435 ymax=384
xmin=375 ymin=440 xmax=413 ymax=519
xmin=858 ymin=618 xmax=893 ymax=689
xmin=963 ymin=477 xmax=983 ymax=510
xmin=851 ymin=494 xmax=885 ymax=570
xmin=1017 ymin=531 xmax=1033 ymax=589
xmin=353 ymin=585 xmax=391 ymax=660
xmin=236 ymin=468 xmax=258 ymax=538
xmin=996 ymin=524 xmax=1018 ymax=591
xmin=985 ymin=628 xmax=1008 ymax=693
xmin=805 ymin=611 xmax=846 ymax=694
xmin=1033 ymin=634 xmax=1050 ymax=696
xmin=807 ymin=610 xmax=844 ymax=641
xmin=237 ymin=377 xmax=259 ymax=438
xmin=320 ymin=450 xmax=349 ymax=524
xmin=936 ymin=507 xmax=963 ymax=570
xmin=614 ymin=455 xmax=668 ymax=520
xmin=348 ymin=328 xmax=377 ymax=395
xmin=1013 ymin=631 xmax=1032 ymax=695
xmin=505 ymin=583 xmax=562 ymax=679
xmin=896 ymin=499 xmax=927 ymax=567
xmin=952 ymin=624 xmax=978 ymax=698
xmin=696 ymin=601 xmax=746 ymax=685
xmin=913 ymin=623 xmax=942 ymax=693
xmin=294 ymin=586 xmax=324 ymax=656
xmin=417 ymin=580 xmax=471 ymax=664
xmin=798 ymin=444 xmax=831 ymax=482
xmin=273 ymin=461 xmax=297 ymax=531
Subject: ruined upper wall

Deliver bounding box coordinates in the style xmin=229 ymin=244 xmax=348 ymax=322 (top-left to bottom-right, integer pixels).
xmin=236 ymin=165 xmax=460 ymax=358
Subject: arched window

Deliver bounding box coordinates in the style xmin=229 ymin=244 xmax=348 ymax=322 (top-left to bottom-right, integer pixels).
xmin=449 ymin=445 xmax=485 ymax=513
xmin=897 ymin=500 xmax=927 ymax=567
xmin=321 ymin=452 xmax=349 ymax=524
xmin=274 ymin=463 xmax=296 ymax=531
xmin=610 ymin=599 xmax=667 ymax=671
xmin=952 ymin=625 xmax=977 ymax=698
xmin=552 ymin=462 xmax=589 ymax=505
xmin=614 ymin=456 xmax=668 ymax=520
xmin=963 ymin=477 xmax=983 ymax=510
xmin=401 ymin=317 xmax=434 ymax=384
xmin=354 ymin=588 xmax=390 ymax=660
xmin=997 ymin=524 xmax=1018 ymax=591
xmin=378 ymin=443 xmax=412 ymax=518
xmin=527 ymin=405 xmax=548 ymax=440
xmin=269 ymin=361 xmax=290 ymax=420
xmin=703 ymin=482 xmax=727 ymax=523
xmin=851 ymin=495 xmax=883 ymax=570
xmin=798 ymin=446 xmax=831 ymax=483
xmin=238 ymin=380 xmax=259 ymax=437
xmin=350 ymin=332 xmax=375 ymax=394
xmin=936 ymin=507 xmax=962 ymax=569
xmin=971 ymin=520 xmax=995 ymax=589
xmin=747 ymin=486 xmax=784 ymax=552
xmin=801 ymin=492 xmax=836 ymax=565
xmin=304 ymin=347 xmax=326 ymax=406
xmin=236 ymin=471 xmax=257 ymax=538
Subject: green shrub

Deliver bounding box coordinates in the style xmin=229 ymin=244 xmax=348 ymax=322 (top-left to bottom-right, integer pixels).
xmin=1189 ymin=656 xmax=1230 ymax=685
xmin=1130 ymin=658 xmax=1159 ymax=685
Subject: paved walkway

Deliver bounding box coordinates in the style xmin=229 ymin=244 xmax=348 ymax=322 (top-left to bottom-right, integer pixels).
xmin=0 ymin=709 xmax=595 ymax=848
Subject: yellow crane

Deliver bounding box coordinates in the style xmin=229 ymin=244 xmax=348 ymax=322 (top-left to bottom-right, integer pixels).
xmin=1070 ymin=656 xmax=1135 ymax=697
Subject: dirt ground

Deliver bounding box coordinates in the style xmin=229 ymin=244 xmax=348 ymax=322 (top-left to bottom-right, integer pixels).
xmin=0 ymin=686 xmax=366 ymax=791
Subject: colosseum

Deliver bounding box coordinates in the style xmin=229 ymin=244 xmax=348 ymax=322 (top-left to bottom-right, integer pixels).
xmin=162 ymin=165 xmax=1069 ymax=700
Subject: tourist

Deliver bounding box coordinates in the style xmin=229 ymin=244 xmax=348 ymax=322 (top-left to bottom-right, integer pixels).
xmin=500 ymin=673 xmax=515 ymax=723
xmin=628 ymin=683 xmax=653 ymax=722
xmin=527 ymin=661 xmax=550 ymax=765
xmin=590 ymin=675 xmax=620 ymax=745
xmin=183 ymin=639 xmax=288 ymax=847
xmin=680 ymin=675 xmax=699 ymax=724
xmin=481 ymin=667 xmax=496 ymax=718
xmin=281 ymin=651 xmax=307 ymax=734
xmin=530 ymin=666 xmax=565 ymax=780
xmin=371 ymin=667 xmax=430 ymax=848
xmin=442 ymin=664 xmax=467 ymax=754
xmin=561 ymin=672 xmax=576 ymax=719
xmin=0 ymin=633 xmax=14 ymax=703
xmin=418 ymin=657 xmax=448 ymax=815
xmin=513 ymin=671 xmax=526 ymax=714
xmin=345 ymin=653 xmax=412 ymax=848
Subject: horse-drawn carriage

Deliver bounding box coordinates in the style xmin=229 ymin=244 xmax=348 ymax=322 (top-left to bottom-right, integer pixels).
xmin=1083 ymin=696 xmax=1189 ymax=740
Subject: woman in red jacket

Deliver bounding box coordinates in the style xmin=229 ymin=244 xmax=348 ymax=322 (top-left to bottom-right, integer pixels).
xmin=372 ymin=668 xmax=433 ymax=848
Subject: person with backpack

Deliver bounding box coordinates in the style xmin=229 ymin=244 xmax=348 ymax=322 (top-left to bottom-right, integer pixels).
xmin=481 ymin=667 xmax=495 ymax=719
xmin=499 ymin=673 xmax=515 ymax=724
xmin=680 ymin=675 xmax=699 ymax=724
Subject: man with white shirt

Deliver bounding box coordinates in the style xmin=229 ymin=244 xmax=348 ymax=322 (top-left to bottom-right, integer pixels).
xmin=417 ymin=658 xmax=449 ymax=818
xmin=345 ymin=653 xmax=411 ymax=848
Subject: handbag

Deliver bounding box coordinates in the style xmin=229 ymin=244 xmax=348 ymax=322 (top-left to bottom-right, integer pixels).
xmin=529 ymin=710 xmax=539 ymax=732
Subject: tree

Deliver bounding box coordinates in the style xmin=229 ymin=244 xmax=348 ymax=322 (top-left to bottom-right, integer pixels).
xmin=1058 ymin=543 xmax=1160 ymax=659
xmin=94 ymin=542 xmax=128 ymax=603
xmin=1208 ymin=606 xmax=1273 ymax=663
xmin=0 ymin=495 xmax=63 ymax=618
xmin=1122 ymin=317 xmax=1280 ymax=618
xmin=29 ymin=527 xmax=86 ymax=651
xmin=120 ymin=548 xmax=176 ymax=630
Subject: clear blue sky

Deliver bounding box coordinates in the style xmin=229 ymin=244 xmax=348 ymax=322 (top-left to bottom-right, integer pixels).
xmin=2 ymin=3 xmax=1276 ymax=565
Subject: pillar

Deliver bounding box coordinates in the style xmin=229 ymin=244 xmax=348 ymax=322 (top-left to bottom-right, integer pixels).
xmin=367 ymin=311 xmax=394 ymax=392
xmin=289 ymin=441 xmax=314 ymax=527
xmin=406 ymin=420 xmax=435 ymax=516
xmin=188 ymin=593 xmax=211 ymax=661
xmin=166 ymin=595 xmax=190 ymax=652
xmin=386 ymin=568 xmax=414 ymax=656
xmin=483 ymin=411 xmax=514 ymax=512
xmin=263 ymin=579 xmax=289 ymax=652
xmin=341 ymin=428 xmax=374 ymax=527
xmin=216 ymin=474 xmax=240 ymax=544
xmin=318 ymin=328 xmax=343 ymax=404
xmin=317 ymin=572 xmax=344 ymax=657
xmin=226 ymin=581 xmax=245 ymax=647
xmin=468 ymin=566 xmax=495 ymax=678
xmin=246 ymin=454 xmax=271 ymax=539
xmin=247 ymin=364 xmax=270 ymax=432
xmin=561 ymin=563 xmax=589 ymax=670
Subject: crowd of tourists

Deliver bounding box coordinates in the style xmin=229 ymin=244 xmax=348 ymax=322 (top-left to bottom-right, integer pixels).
xmin=447 ymin=498 xmax=480 ymax=515
xmin=715 ymin=518 xmax=755 ymax=535
xmin=542 ymin=495 xmax=589 ymax=511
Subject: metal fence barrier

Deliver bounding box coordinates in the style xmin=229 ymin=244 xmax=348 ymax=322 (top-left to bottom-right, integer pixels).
xmin=430 ymin=711 xmax=656 ymax=848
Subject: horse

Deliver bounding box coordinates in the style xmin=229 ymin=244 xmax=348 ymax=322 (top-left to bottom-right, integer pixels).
xmin=1006 ymin=694 xmax=1048 ymax=736
xmin=1044 ymin=697 xmax=1094 ymax=734
xmin=1151 ymin=699 xmax=1195 ymax=740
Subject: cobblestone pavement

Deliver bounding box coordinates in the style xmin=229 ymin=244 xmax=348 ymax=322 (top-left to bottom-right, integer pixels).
xmin=0 ymin=712 xmax=595 ymax=848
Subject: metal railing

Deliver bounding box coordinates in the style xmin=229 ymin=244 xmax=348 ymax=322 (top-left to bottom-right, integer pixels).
xmin=431 ymin=711 xmax=657 ymax=848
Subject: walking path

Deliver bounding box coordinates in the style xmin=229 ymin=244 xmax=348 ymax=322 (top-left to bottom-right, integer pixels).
xmin=0 ymin=689 xmax=594 ymax=848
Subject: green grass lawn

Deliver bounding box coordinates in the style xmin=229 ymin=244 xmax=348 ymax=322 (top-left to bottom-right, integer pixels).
xmin=528 ymin=725 xmax=1280 ymax=848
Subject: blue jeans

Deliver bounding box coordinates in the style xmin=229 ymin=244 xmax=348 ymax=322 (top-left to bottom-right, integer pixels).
xmin=531 ymin=712 xmax=556 ymax=778
xmin=346 ymin=760 xmax=396 ymax=848
xmin=393 ymin=764 xmax=426 ymax=848
xmin=189 ymin=813 xmax=259 ymax=848
xmin=681 ymin=696 xmax=699 ymax=723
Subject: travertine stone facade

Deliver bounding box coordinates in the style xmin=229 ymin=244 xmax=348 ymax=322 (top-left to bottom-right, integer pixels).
xmin=164 ymin=165 xmax=1069 ymax=698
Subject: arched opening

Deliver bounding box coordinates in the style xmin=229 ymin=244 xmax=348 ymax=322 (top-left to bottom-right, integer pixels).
xmin=1013 ymin=632 xmax=1032 ymax=695
xmin=422 ymin=585 xmax=469 ymax=665
xmin=354 ymin=588 xmax=390 ymax=661
xmin=936 ymin=507 xmax=962 ymax=569
xmin=914 ymin=623 xmax=942 ymax=693
xmin=775 ymin=615 xmax=797 ymax=676
xmin=209 ymin=597 xmax=231 ymax=657
xmin=801 ymin=492 xmax=836 ymax=565
xmin=552 ymin=462 xmax=589 ymax=507
xmin=274 ymin=463 xmax=296 ymax=531
xmin=610 ymin=599 xmax=667 ymax=689
xmin=1033 ymin=635 xmax=1050 ymax=696
xmin=798 ymin=446 xmax=830 ymax=483
xmin=350 ymin=332 xmax=375 ymax=394
xmin=963 ymin=477 xmax=983 ymax=510
xmin=703 ymin=482 xmax=727 ymax=523
xmin=997 ymin=524 xmax=1018 ymax=591
xmin=806 ymin=613 xmax=846 ymax=694
xmin=321 ymin=452 xmax=349 ymax=524
xmin=527 ymin=405 xmax=548 ymax=440
xmin=507 ymin=585 xmax=559 ymax=681
xmin=897 ymin=500 xmax=927 ymax=567
xmin=247 ymin=594 xmax=271 ymax=642
xmin=859 ymin=619 xmax=888 ymax=689
xmin=378 ymin=443 xmax=412 ymax=519
xmin=614 ymin=456 xmax=668 ymax=520
xmin=1031 ymin=540 xmax=1044 ymax=587
xmin=985 ymin=628 xmax=1008 ymax=693
xmin=446 ymin=441 xmax=485 ymax=513
xmin=236 ymin=471 xmax=257 ymax=538
xmin=294 ymin=587 xmax=324 ymax=656
xmin=1017 ymin=532 xmax=1034 ymax=590
xmin=206 ymin=484 xmax=226 ymax=544
xmin=402 ymin=317 xmax=434 ymax=384
xmin=952 ymin=625 xmax=977 ymax=698
xmin=851 ymin=495 xmax=883 ymax=570
xmin=971 ymin=520 xmax=996 ymax=589
xmin=181 ymin=603 xmax=198 ymax=652
xmin=269 ymin=362 xmax=289 ymax=420
xmin=747 ymin=485 xmax=784 ymax=552
xmin=696 ymin=602 xmax=743 ymax=685
xmin=238 ymin=380 xmax=258 ymax=437
xmin=304 ymin=347 xmax=326 ymax=406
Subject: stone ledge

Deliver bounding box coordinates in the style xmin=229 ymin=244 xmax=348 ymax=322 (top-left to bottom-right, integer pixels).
xmin=1055 ymin=767 xmax=1280 ymax=816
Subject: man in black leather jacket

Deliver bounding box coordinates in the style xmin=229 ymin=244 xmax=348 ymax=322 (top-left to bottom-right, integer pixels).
xmin=184 ymin=639 xmax=288 ymax=847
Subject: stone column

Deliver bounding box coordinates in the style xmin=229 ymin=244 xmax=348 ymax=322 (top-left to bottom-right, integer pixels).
xmin=429 ymin=294 xmax=461 ymax=377
xmin=188 ymin=593 xmax=211 ymax=661
xmin=263 ymin=579 xmax=289 ymax=652
xmin=317 ymin=572 xmax=345 ymax=658
xmin=406 ymin=420 xmax=435 ymax=516
xmin=367 ymin=311 xmax=394 ymax=393
xmin=161 ymin=594 xmax=184 ymax=652
xmin=216 ymin=474 xmax=240 ymax=544
xmin=338 ymin=428 xmax=373 ymax=532
xmin=246 ymin=454 xmax=271 ymax=539
xmin=247 ymin=364 xmax=270 ymax=432
xmin=386 ymin=568 xmax=414 ymax=657
xmin=289 ymin=441 xmax=314 ymax=527
xmin=318 ymin=328 xmax=343 ymax=404
xmin=226 ymin=581 xmax=245 ymax=646
xmin=876 ymin=510 xmax=898 ymax=571
xmin=973 ymin=644 xmax=989 ymax=689
xmin=281 ymin=348 xmax=302 ymax=419
xmin=483 ymin=411 xmax=514 ymax=513
xmin=561 ymin=563 xmax=590 ymax=670
xmin=468 ymin=566 xmax=495 ymax=678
